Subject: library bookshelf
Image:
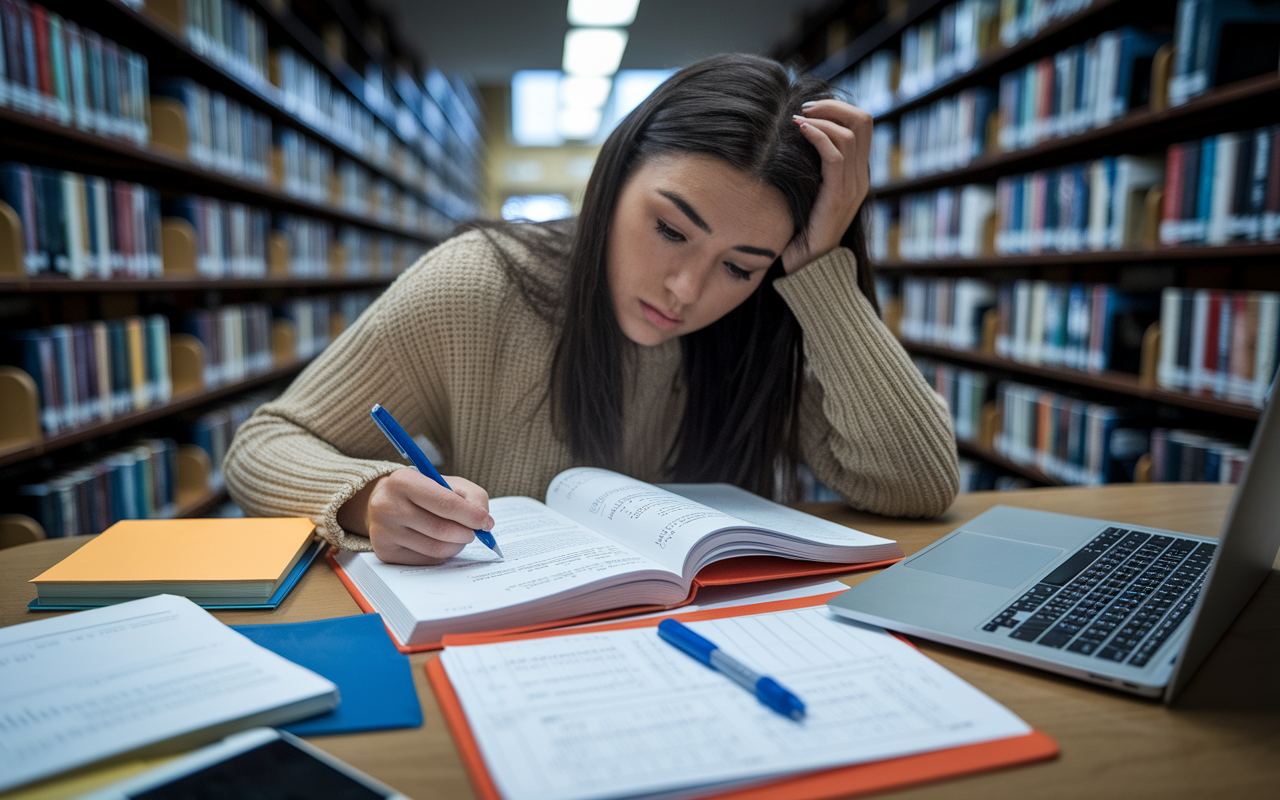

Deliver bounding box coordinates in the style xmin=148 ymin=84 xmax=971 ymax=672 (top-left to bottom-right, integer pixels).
xmin=0 ymin=0 xmax=485 ymax=546
xmin=777 ymin=0 xmax=1280 ymax=489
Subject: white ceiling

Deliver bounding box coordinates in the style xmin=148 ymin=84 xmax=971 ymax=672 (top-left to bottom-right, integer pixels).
xmin=378 ymin=0 xmax=831 ymax=85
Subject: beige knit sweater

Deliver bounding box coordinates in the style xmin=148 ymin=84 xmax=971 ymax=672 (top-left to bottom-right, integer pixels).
xmin=224 ymin=229 xmax=959 ymax=551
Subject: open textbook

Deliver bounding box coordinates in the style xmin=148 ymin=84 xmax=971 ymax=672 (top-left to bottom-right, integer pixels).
xmin=331 ymin=467 xmax=902 ymax=649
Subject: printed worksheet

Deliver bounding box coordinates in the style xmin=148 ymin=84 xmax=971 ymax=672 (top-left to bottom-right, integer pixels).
xmin=441 ymin=607 xmax=1031 ymax=800
xmin=0 ymin=595 xmax=336 ymax=792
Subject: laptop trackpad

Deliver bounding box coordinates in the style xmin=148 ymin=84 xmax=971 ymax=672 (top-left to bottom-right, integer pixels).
xmin=906 ymin=532 xmax=1063 ymax=589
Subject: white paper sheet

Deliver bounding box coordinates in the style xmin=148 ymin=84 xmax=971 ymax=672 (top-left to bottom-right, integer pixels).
xmin=442 ymin=607 xmax=1031 ymax=800
xmin=0 ymin=595 xmax=337 ymax=792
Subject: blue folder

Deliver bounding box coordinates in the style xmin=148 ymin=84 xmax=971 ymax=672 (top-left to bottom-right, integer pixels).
xmin=232 ymin=612 xmax=424 ymax=736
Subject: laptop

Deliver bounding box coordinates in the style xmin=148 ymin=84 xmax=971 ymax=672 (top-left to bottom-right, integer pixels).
xmin=827 ymin=386 xmax=1280 ymax=702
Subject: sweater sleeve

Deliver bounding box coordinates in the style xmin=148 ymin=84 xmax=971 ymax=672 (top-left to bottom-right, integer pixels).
xmin=223 ymin=235 xmax=492 ymax=551
xmin=773 ymin=247 xmax=959 ymax=517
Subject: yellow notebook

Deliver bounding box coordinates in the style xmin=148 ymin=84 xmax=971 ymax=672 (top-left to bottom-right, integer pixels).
xmin=29 ymin=518 xmax=316 ymax=605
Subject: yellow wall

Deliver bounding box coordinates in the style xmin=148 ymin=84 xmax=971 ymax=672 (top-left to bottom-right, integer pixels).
xmin=480 ymin=85 xmax=601 ymax=218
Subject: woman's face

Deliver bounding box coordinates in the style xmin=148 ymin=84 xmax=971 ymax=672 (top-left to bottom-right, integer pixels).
xmin=606 ymin=154 xmax=793 ymax=346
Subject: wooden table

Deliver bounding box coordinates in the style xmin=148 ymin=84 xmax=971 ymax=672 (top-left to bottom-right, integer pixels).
xmin=2 ymin=484 xmax=1278 ymax=799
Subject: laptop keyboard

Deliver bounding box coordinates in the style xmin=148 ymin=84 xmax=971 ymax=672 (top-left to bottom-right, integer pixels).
xmin=982 ymin=527 xmax=1216 ymax=668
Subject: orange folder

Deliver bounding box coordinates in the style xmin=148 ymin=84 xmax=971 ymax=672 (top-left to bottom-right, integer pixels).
xmin=425 ymin=594 xmax=1059 ymax=800
xmin=327 ymin=548 xmax=904 ymax=653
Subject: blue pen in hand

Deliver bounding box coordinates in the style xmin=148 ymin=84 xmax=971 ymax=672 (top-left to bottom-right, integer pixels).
xmin=657 ymin=618 xmax=805 ymax=720
xmin=369 ymin=404 xmax=504 ymax=559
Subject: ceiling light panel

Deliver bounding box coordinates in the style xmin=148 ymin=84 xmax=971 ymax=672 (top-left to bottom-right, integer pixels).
xmin=557 ymin=106 xmax=603 ymax=140
xmin=511 ymin=70 xmax=563 ymax=146
xmin=559 ymin=76 xmax=613 ymax=109
xmin=562 ymin=28 xmax=628 ymax=77
xmin=567 ymin=0 xmax=640 ymax=27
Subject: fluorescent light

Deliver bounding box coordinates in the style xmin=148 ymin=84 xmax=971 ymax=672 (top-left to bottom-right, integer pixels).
xmin=502 ymin=194 xmax=572 ymax=222
xmin=511 ymin=70 xmax=563 ymax=146
xmin=557 ymin=106 xmax=603 ymax=139
xmin=563 ymin=28 xmax=627 ymax=77
xmin=560 ymin=76 xmax=612 ymax=109
xmin=567 ymin=0 xmax=639 ymax=26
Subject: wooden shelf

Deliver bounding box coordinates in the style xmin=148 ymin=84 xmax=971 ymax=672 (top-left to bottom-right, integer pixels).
xmin=0 ymin=275 xmax=399 ymax=293
xmin=903 ymin=341 xmax=1263 ymax=420
xmin=0 ymin=360 xmax=311 ymax=470
xmin=876 ymin=241 xmax=1280 ymax=270
xmin=176 ymin=487 xmax=231 ymax=518
xmin=44 ymin=0 xmax=446 ymax=209
xmin=872 ymin=74 xmax=1280 ymax=196
xmin=956 ymin=440 xmax=1064 ymax=486
xmin=0 ymin=106 xmax=434 ymax=242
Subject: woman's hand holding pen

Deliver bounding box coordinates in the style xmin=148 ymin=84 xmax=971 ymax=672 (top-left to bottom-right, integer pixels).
xmin=780 ymin=98 xmax=873 ymax=275
xmin=338 ymin=470 xmax=494 ymax=565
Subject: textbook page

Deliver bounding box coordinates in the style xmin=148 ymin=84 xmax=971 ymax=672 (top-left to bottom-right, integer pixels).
xmin=442 ymin=607 xmax=1031 ymax=800
xmin=0 ymin=595 xmax=337 ymax=793
xmin=334 ymin=496 xmax=685 ymax=645
xmin=547 ymin=468 xmax=899 ymax=575
xmin=546 ymin=468 xmax=771 ymax=573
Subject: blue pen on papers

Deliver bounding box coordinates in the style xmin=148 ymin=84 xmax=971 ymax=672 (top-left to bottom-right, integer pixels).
xmin=369 ymin=404 xmax=504 ymax=559
xmin=657 ymin=618 xmax=806 ymax=720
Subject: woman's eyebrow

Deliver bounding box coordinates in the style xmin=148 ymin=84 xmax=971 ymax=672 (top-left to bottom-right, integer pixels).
xmin=658 ymin=189 xmax=779 ymax=259
xmin=658 ymin=190 xmax=711 ymax=233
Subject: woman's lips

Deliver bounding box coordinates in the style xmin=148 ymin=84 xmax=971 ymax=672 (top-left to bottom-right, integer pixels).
xmin=641 ymin=301 xmax=682 ymax=331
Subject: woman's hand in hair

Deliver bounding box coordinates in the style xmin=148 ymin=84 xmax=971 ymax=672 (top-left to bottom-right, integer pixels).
xmin=337 ymin=469 xmax=494 ymax=565
xmin=780 ymin=99 xmax=873 ymax=274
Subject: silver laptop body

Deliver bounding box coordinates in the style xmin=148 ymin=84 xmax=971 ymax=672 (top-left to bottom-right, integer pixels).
xmin=827 ymin=387 xmax=1280 ymax=702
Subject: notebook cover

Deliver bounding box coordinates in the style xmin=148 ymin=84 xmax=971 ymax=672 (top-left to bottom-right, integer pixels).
xmin=425 ymin=595 xmax=1059 ymax=800
xmin=28 ymin=539 xmax=324 ymax=611
xmin=231 ymin=613 xmax=423 ymax=736
xmin=29 ymin=517 xmax=316 ymax=584
xmin=327 ymin=547 xmax=902 ymax=654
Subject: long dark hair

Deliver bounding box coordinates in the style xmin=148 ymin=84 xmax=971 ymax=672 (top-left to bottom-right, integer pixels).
xmin=460 ymin=53 xmax=878 ymax=499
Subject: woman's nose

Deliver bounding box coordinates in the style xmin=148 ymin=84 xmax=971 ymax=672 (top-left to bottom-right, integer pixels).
xmin=665 ymin=260 xmax=710 ymax=304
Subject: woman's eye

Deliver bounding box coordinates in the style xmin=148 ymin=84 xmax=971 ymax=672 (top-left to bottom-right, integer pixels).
xmin=656 ymin=220 xmax=685 ymax=242
xmin=724 ymin=262 xmax=751 ymax=281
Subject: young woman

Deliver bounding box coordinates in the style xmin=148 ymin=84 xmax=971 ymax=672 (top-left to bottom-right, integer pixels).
xmin=224 ymin=54 xmax=959 ymax=566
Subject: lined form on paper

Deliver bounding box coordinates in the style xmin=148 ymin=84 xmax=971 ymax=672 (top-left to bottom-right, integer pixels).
xmin=0 ymin=595 xmax=337 ymax=793
xmin=440 ymin=607 xmax=1032 ymax=800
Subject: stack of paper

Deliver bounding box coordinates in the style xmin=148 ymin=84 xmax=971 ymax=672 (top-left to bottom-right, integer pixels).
xmin=0 ymin=594 xmax=338 ymax=793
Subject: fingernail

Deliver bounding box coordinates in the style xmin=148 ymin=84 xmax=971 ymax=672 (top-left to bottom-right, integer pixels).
xmin=793 ymin=114 xmax=806 ymax=122
xmin=484 ymin=516 xmax=495 ymax=529
xmin=801 ymin=101 xmax=815 ymax=109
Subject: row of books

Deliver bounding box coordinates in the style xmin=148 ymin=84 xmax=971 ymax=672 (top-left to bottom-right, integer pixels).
xmin=912 ymin=355 xmax=989 ymax=445
xmin=183 ymin=302 xmax=274 ymax=389
xmin=894 ymin=276 xmax=1158 ymax=375
xmin=166 ymin=196 xmax=269 ymax=279
xmin=273 ymin=44 xmax=399 ymax=176
xmin=191 ymin=391 xmax=272 ymax=491
xmin=7 ymin=315 xmax=172 ymax=435
xmin=16 ymin=437 xmax=178 ymax=538
xmin=897 ymin=0 xmax=1000 ymax=103
xmin=0 ymin=0 xmax=150 ymax=146
xmin=832 ymin=0 xmax=1093 ymax=114
xmin=1149 ymin=428 xmax=1249 ymax=484
xmin=1 ymin=162 xmax=161 ymax=278
xmin=874 ymin=87 xmax=995 ymax=184
xmin=996 ymin=28 xmax=1168 ymax=153
xmin=340 ymin=229 xmax=420 ymax=277
xmin=1156 ymin=288 xmax=1280 ymax=408
xmin=995 ymin=380 xmax=1148 ymax=485
xmin=275 ymin=293 xmax=373 ymax=362
xmin=995 ymin=156 xmax=1163 ymax=254
xmin=179 ymin=0 xmax=269 ymax=89
xmin=155 ymin=77 xmax=272 ymax=184
xmin=274 ymin=214 xmax=330 ymax=279
xmin=1169 ymin=0 xmax=1280 ymax=108
xmin=887 ymin=184 xmax=996 ymax=261
xmin=1159 ymin=127 xmax=1280 ymax=247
